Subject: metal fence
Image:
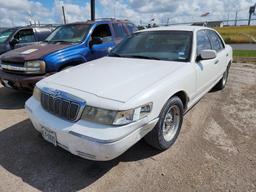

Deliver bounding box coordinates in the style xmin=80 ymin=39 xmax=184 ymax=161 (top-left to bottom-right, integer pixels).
xmin=171 ymin=19 xmax=255 ymax=26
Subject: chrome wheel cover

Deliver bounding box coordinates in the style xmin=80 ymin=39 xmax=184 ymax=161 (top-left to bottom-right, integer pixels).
xmin=223 ymin=70 xmax=228 ymax=86
xmin=162 ymin=105 xmax=181 ymax=142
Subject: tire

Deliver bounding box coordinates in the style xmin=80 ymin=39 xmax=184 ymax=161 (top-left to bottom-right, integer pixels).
xmin=144 ymin=96 xmax=184 ymax=150
xmin=214 ymin=66 xmax=230 ymax=90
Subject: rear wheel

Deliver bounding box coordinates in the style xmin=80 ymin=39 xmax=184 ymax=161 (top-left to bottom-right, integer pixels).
xmin=144 ymin=96 xmax=184 ymax=150
xmin=214 ymin=67 xmax=229 ymax=90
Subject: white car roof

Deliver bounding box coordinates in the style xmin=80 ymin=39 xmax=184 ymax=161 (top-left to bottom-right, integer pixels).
xmin=138 ymin=25 xmax=212 ymax=33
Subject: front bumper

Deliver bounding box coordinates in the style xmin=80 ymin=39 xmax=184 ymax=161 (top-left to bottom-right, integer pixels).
xmin=25 ymin=97 xmax=158 ymax=161
xmin=0 ymin=69 xmax=52 ymax=91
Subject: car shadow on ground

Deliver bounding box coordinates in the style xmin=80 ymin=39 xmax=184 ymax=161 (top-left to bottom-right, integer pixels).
xmin=0 ymin=87 xmax=31 ymax=109
xmin=0 ymin=119 xmax=160 ymax=192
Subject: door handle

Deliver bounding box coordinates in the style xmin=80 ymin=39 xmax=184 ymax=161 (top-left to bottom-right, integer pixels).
xmin=214 ymin=60 xmax=219 ymax=64
xmin=226 ymin=53 xmax=229 ymax=57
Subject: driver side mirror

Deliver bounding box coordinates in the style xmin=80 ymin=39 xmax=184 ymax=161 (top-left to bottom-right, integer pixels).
xmin=198 ymin=50 xmax=217 ymax=61
xmin=89 ymin=37 xmax=103 ymax=49
xmin=107 ymin=47 xmax=112 ymax=54
xmin=9 ymin=38 xmax=19 ymax=48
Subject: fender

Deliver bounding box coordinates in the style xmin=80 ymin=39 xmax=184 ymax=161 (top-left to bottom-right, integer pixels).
xmin=57 ymin=55 xmax=88 ymax=71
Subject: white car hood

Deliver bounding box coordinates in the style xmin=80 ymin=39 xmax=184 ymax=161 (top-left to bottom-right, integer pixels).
xmin=45 ymin=57 xmax=185 ymax=102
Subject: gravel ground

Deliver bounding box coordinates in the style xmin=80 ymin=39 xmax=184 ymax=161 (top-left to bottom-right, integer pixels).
xmin=0 ymin=63 xmax=255 ymax=192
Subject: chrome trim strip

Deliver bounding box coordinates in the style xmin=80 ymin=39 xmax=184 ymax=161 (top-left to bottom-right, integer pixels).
xmin=57 ymin=143 xmax=69 ymax=151
xmin=76 ymin=151 xmax=96 ymax=159
xmin=69 ymin=118 xmax=159 ymax=144
xmin=1 ymin=64 xmax=26 ymax=71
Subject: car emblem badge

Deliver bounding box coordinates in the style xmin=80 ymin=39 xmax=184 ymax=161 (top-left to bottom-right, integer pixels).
xmin=54 ymin=90 xmax=62 ymax=98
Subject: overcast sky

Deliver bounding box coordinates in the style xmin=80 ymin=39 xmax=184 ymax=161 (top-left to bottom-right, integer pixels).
xmin=0 ymin=0 xmax=255 ymax=27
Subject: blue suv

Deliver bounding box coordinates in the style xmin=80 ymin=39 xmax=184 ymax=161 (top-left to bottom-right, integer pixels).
xmin=0 ymin=19 xmax=137 ymax=91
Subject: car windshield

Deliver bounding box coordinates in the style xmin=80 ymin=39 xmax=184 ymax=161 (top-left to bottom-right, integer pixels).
xmin=110 ymin=31 xmax=193 ymax=62
xmin=0 ymin=29 xmax=14 ymax=43
xmin=45 ymin=24 xmax=91 ymax=43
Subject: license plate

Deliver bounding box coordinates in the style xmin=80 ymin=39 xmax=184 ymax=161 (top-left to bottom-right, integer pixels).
xmin=2 ymin=80 xmax=12 ymax=88
xmin=42 ymin=127 xmax=57 ymax=146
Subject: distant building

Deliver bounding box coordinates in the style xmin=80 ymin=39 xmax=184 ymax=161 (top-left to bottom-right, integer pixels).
xmin=192 ymin=21 xmax=224 ymax=28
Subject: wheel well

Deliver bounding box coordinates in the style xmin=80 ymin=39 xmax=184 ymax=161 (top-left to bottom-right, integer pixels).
xmin=172 ymin=91 xmax=188 ymax=110
xmin=228 ymin=60 xmax=232 ymax=69
xmin=59 ymin=60 xmax=85 ymax=71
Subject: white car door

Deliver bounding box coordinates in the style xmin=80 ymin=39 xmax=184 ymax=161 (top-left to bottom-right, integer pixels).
xmin=194 ymin=30 xmax=216 ymax=96
xmin=207 ymin=30 xmax=229 ymax=79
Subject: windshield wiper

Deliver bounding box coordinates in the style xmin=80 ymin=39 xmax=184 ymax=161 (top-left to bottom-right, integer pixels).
xmin=109 ymin=53 xmax=160 ymax=60
xmin=50 ymin=40 xmax=72 ymax=43
xmin=124 ymin=55 xmax=161 ymax=60
xmin=42 ymin=40 xmax=68 ymax=43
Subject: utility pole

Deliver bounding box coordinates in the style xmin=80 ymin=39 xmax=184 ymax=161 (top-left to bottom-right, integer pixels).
xmin=227 ymin=12 xmax=230 ymax=26
xmin=91 ymin=0 xmax=95 ymax=21
xmin=248 ymin=4 xmax=256 ymax=26
xmin=166 ymin=18 xmax=170 ymax=26
xmin=62 ymin=6 xmax=66 ymax=24
xmin=234 ymin=11 xmax=238 ymax=26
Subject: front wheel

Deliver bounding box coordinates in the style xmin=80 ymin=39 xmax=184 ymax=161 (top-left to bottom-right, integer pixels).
xmin=144 ymin=96 xmax=184 ymax=150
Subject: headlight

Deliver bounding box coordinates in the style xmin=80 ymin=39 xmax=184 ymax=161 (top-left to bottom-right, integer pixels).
xmin=81 ymin=102 xmax=153 ymax=126
xmin=33 ymin=86 xmax=41 ymax=101
xmin=24 ymin=60 xmax=46 ymax=74
xmin=82 ymin=106 xmax=117 ymax=125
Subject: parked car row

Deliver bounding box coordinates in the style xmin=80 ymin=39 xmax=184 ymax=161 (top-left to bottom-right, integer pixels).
xmin=0 ymin=23 xmax=232 ymax=161
xmin=0 ymin=19 xmax=136 ymax=91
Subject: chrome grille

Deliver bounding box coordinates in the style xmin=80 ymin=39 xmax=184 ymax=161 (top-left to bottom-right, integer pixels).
xmin=1 ymin=60 xmax=24 ymax=65
xmin=1 ymin=60 xmax=26 ymax=74
xmin=41 ymin=90 xmax=83 ymax=121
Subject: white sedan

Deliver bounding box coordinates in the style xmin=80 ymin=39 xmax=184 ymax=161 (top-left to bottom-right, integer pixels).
xmin=25 ymin=26 xmax=232 ymax=161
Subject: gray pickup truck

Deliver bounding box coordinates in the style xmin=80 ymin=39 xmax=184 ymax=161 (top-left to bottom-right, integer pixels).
xmin=0 ymin=26 xmax=55 ymax=55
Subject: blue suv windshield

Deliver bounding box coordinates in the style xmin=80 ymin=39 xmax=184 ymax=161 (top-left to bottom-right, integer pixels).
xmin=110 ymin=31 xmax=193 ymax=62
xmin=46 ymin=24 xmax=91 ymax=43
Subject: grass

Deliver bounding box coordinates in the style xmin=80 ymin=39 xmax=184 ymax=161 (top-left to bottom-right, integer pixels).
xmin=233 ymin=50 xmax=256 ymax=58
xmin=215 ymin=26 xmax=256 ymax=44
xmin=233 ymin=50 xmax=256 ymax=64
